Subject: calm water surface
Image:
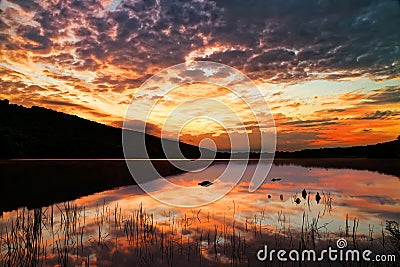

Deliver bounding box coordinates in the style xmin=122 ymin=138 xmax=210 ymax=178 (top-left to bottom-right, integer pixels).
xmin=0 ymin=160 xmax=399 ymax=266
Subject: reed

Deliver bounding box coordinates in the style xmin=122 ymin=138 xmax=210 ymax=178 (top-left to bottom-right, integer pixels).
xmin=0 ymin=195 xmax=396 ymax=266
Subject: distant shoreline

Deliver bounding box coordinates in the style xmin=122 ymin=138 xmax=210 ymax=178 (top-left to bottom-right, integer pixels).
xmin=2 ymin=156 xmax=399 ymax=160
xmin=273 ymin=157 xmax=400 ymax=178
xmin=1 ymin=158 xmax=398 ymax=214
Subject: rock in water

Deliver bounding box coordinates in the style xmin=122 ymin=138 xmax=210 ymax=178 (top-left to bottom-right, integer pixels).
xmin=295 ymin=198 xmax=301 ymax=204
xmin=198 ymin=181 xmax=213 ymax=187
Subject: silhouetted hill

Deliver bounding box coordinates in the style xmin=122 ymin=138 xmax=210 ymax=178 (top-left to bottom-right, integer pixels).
xmin=275 ymin=138 xmax=400 ymax=158
xmin=1 ymin=99 xmax=398 ymax=159
xmin=0 ymin=99 xmax=203 ymax=159
xmin=0 ymin=99 xmax=207 ymax=212
xmin=215 ymin=139 xmax=400 ymax=159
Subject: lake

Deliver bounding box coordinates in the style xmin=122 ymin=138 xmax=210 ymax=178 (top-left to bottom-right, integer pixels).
xmin=0 ymin=159 xmax=399 ymax=266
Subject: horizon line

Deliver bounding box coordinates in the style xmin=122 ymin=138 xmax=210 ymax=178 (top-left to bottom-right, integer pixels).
xmin=6 ymin=158 xmax=272 ymax=161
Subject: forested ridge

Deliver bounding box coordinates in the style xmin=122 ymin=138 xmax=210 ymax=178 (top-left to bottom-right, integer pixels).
xmin=0 ymin=99 xmax=201 ymax=159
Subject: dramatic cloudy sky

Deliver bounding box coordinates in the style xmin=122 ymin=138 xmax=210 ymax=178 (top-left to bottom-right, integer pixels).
xmin=0 ymin=0 xmax=399 ymax=151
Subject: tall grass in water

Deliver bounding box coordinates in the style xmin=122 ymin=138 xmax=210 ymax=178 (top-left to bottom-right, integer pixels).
xmin=1 ymin=208 xmax=46 ymax=266
xmin=0 ymin=198 xmax=397 ymax=266
xmin=0 ymin=203 xmax=86 ymax=267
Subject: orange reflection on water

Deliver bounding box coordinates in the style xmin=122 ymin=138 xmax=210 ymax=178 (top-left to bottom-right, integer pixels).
xmin=73 ymin=160 xmax=399 ymax=233
xmin=1 ymin=160 xmax=399 ymax=266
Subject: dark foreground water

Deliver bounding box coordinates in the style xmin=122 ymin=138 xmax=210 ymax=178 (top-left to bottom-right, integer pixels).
xmin=0 ymin=159 xmax=399 ymax=266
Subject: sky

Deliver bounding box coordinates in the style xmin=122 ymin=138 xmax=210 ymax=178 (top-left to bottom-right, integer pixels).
xmin=0 ymin=0 xmax=399 ymax=151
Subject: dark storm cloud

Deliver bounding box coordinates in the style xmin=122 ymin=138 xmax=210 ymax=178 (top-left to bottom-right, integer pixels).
xmin=33 ymin=53 xmax=75 ymax=66
xmin=75 ymin=27 xmax=92 ymax=37
xmin=33 ymin=7 xmax=77 ymax=40
xmin=315 ymin=86 xmax=400 ymax=119
xmin=99 ymin=0 xmax=219 ymax=71
xmin=365 ymin=86 xmax=400 ymax=104
xmin=16 ymin=25 xmax=51 ymax=51
xmin=208 ymin=0 xmax=400 ymax=81
xmin=0 ymin=18 xmax=9 ymax=31
xmin=2 ymin=0 xmax=399 ymax=83
xmin=195 ymin=50 xmax=252 ymax=67
xmin=0 ymin=78 xmax=28 ymax=94
xmin=92 ymin=74 xmax=153 ymax=92
xmin=11 ymin=0 xmax=223 ymax=73
xmin=282 ymin=118 xmax=338 ymax=128
xmin=70 ymin=0 xmax=102 ymax=11
xmin=35 ymin=99 xmax=112 ymax=118
xmin=179 ymin=69 xmax=206 ymax=80
xmin=0 ymin=67 xmax=24 ymax=78
xmin=7 ymin=0 xmax=40 ymax=11
xmin=325 ymin=108 xmax=346 ymax=113
xmin=0 ymin=33 xmax=7 ymax=43
xmin=73 ymin=57 xmax=100 ymax=71
xmin=43 ymin=71 xmax=82 ymax=83
xmin=356 ymin=110 xmax=400 ymax=120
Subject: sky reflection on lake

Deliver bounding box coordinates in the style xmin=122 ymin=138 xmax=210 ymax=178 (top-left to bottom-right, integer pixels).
xmin=73 ymin=160 xmax=399 ymax=234
xmin=1 ymin=160 xmax=399 ymax=266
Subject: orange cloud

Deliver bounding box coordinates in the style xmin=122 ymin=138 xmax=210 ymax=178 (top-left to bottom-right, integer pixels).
xmin=1 ymin=0 xmax=399 ymax=152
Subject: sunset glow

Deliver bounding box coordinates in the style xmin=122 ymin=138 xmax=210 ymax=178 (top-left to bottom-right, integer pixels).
xmin=0 ymin=0 xmax=399 ymax=151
